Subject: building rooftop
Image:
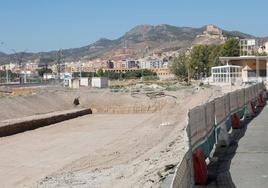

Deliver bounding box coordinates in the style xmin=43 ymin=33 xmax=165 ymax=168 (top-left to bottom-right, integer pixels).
xmin=219 ymin=56 xmax=268 ymax=61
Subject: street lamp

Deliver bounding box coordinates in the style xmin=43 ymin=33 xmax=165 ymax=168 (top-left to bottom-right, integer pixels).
xmin=195 ymin=66 xmax=198 ymax=80
xmin=204 ymin=67 xmax=207 ymax=83
xmin=79 ymin=60 xmax=82 ymax=80
xmin=186 ymin=48 xmax=191 ymax=85
xmin=56 ymin=49 xmax=63 ymax=81
xmin=0 ymin=42 xmax=4 ymax=83
xmin=204 ymin=67 xmax=209 ymax=85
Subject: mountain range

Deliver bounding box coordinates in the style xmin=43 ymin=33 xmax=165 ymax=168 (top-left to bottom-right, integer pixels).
xmin=0 ymin=24 xmax=266 ymax=65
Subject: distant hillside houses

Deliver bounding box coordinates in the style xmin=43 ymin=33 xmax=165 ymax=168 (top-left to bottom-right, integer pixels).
xmin=0 ymin=48 xmax=177 ymax=80
xmin=0 ymin=62 xmax=38 ymax=76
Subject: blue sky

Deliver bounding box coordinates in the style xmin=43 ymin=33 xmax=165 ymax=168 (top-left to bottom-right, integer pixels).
xmin=0 ymin=0 xmax=267 ymax=53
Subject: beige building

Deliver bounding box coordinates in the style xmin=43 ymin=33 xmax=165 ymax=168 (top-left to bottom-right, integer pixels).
xmin=219 ymin=56 xmax=268 ymax=83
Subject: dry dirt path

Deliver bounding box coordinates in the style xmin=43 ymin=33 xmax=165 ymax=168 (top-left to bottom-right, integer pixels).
xmin=0 ymin=114 xmax=152 ymax=188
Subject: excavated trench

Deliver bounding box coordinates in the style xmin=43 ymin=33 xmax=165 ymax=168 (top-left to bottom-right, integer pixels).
xmin=0 ymin=88 xmax=176 ymax=137
xmin=0 ymin=86 xmax=218 ymax=188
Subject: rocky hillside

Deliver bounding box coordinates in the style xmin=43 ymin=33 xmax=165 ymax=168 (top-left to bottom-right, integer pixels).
xmin=0 ymin=24 xmax=265 ymax=65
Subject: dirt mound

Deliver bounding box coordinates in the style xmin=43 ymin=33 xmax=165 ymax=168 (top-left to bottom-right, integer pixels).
xmin=0 ymin=87 xmax=179 ymax=121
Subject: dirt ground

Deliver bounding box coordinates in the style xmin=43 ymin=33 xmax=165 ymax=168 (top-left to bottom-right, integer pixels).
xmin=0 ymin=84 xmax=223 ymax=188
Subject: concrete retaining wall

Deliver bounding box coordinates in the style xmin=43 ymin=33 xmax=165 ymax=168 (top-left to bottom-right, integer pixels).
xmin=0 ymin=108 xmax=92 ymax=137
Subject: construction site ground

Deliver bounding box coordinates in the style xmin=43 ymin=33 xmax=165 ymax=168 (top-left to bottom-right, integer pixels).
xmin=0 ymin=83 xmax=222 ymax=188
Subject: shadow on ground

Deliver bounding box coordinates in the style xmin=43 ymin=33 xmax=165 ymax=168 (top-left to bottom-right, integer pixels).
xmin=196 ymin=107 xmax=264 ymax=188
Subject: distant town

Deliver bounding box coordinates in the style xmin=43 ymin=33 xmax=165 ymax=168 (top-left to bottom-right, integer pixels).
xmin=0 ymin=25 xmax=230 ymax=84
xmin=0 ymin=25 xmax=267 ymax=87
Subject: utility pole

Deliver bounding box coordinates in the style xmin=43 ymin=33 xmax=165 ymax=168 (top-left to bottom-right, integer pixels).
xmin=5 ymin=65 xmax=9 ymax=83
xmin=0 ymin=41 xmax=4 ymax=83
xmin=79 ymin=60 xmax=82 ymax=80
xmin=141 ymin=68 xmax=144 ymax=82
xmin=186 ymin=48 xmax=191 ymax=85
xmin=56 ymin=49 xmax=63 ymax=81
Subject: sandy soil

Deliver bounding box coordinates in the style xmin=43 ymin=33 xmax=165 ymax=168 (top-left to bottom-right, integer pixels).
xmin=0 ymin=85 xmax=222 ymax=188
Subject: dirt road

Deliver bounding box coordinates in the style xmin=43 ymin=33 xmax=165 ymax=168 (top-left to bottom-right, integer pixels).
xmin=0 ymin=114 xmax=153 ymax=187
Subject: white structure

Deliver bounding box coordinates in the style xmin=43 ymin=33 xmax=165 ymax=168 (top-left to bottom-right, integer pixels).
xmin=69 ymin=79 xmax=80 ymax=89
xmin=265 ymin=41 xmax=268 ymax=54
xmin=219 ymin=56 xmax=268 ymax=83
xmin=214 ymin=40 xmax=268 ymax=85
xmin=241 ymin=65 xmax=252 ymax=83
xmin=80 ymin=77 xmax=90 ymax=87
xmin=211 ymin=65 xmax=242 ymax=84
xmin=126 ymin=60 xmax=139 ymax=69
xmin=63 ymin=73 xmax=72 ymax=87
xmin=91 ymin=77 xmax=108 ymax=88
xmin=43 ymin=73 xmax=55 ymax=80
xmin=240 ymin=39 xmax=257 ymax=56
xmin=140 ymin=58 xmax=164 ymax=69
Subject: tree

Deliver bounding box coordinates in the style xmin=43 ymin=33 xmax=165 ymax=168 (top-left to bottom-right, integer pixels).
xmin=141 ymin=69 xmax=157 ymax=77
xmin=39 ymin=57 xmax=54 ymax=67
xmin=188 ymin=39 xmax=240 ymax=78
xmin=220 ymin=38 xmax=240 ymax=57
xmin=37 ymin=68 xmax=52 ymax=77
xmin=170 ymin=52 xmax=189 ymax=81
xmin=96 ymin=69 xmax=104 ymax=77
xmin=0 ymin=70 xmax=18 ymax=82
xmin=208 ymin=45 xmax=223 ymax=67
xmin=190 ymin=45 xmax=210 ymax=77
xmin=171 ymin=38 xmax=241 ymax=81
xmin=73 ymin=71 xmax=96 ymax=78
xmin=125 ymin=71 xmax=140 ymax=79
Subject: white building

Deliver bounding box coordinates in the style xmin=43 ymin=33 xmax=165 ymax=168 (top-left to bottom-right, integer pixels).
xmin=265 ymin=41 xmax=268 ymax=54
xmin=43 ymin=73 xmax=55 ymax=80
xmin=1 ymin=63 xmax=16 ymax=71
xmin=91 ymin=77 xmax=108 ymax=88
xmin=210 ymin=55 xmax=268 ymax=86
xmin=80 ymin=77 xmax=90 ymax=87
xmin=140 ymin=58 xmax=164 ymax=69
xmin=125 ymin=60 xmax=140 ymax=69
xmin=211 ymin=65 xmax=242 ymax=84
xmin=211 ymin=39 xmax=268 ymax=85
xmin=68 ymin=78 xmax=80 ymax=89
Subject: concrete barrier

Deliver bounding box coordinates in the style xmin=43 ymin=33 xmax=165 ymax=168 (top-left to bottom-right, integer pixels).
xmin=171 ymin=151 xmax=193 ymax=188
xmin=171 ymin=83 xmax=266 ymax=188
xmin=0 ymin=108 xmax=92 ymax=137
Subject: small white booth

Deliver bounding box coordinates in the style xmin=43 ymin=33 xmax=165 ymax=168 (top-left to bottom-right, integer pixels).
xmin=69 ymin=78 xmax=80 ymax=89
xmin=80 ymin=77 xmax=90 ymax=87
xmin=91 ymin=77 xmax=108 ymax=88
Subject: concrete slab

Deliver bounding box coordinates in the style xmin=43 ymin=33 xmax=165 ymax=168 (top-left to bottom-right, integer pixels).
xmin=230 ymin=106 xmax=268 ymax=188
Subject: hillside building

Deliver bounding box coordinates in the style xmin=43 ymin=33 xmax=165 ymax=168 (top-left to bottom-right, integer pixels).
xmin=139 ymin=57 xmax=168 ymax=69
xmin=197 ymin=25 xmax=227 ymax=41
xmin=126 ymin=60 xmax=140 ymax=69
xmin=205 ymin=25 xmax=223 ymax=36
